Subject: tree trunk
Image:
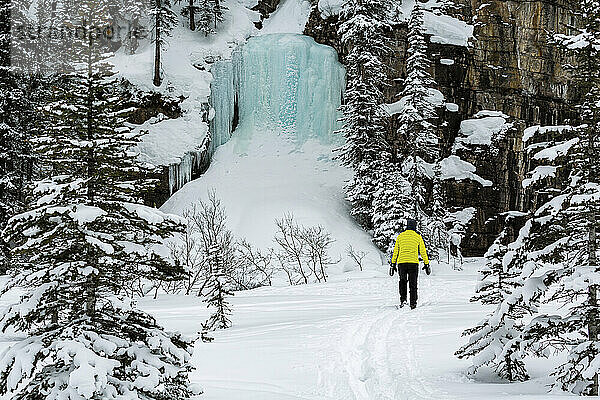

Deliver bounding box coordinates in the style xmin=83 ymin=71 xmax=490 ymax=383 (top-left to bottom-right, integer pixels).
xmin=505 ymin=353 xmax=513 ymax=382
xmin=153 ymin=0 xmax=162 ymax=87
xmin=129 ymin=20 xmax=140 ymax=54
xmin=189 ymin=0 xmax=196 ymax=31
xmin=589 ymin=213 xmax=598 ymax=396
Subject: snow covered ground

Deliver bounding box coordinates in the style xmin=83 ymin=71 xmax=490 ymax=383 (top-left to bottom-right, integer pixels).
xmin=136 ymin=259 xmax=570 ymax=400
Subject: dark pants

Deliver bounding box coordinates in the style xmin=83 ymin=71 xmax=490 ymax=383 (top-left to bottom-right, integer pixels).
xmin=398 ymin=263 xmax=419 ymax=308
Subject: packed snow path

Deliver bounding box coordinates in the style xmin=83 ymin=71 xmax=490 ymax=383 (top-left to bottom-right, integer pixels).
xmin=139 ymin=263 xmax=565 ymax=400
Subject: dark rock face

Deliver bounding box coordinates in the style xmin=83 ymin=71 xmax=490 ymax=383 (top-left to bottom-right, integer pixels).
xmin=303 ymin=0 xmax=579 ymax=255
xmin=252 ymin=0 xmax=283 ymax=27
xmin=120 ymin=81 xmax=183 ymax=125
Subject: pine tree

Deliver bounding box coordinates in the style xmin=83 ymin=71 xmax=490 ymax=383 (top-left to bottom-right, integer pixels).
xmin=210 ymin=0 xmax=225 ymax=30
xmin=426 ymin=162 xmax=449 ymax=261
xmin=196 ymin=0 xmax=215 ymax=37
xmin=151 ymin=0 xmax=177 ymax=86
xmin=398 ymin=2 xmax=439 ymax=224
xmin=512 ymin=2 xmax=600 ymax=394
xmin=201 ymin=245 xmax=234 ymax=342
xmin=176 ymin=0 xmax=199 ymax=31
xmin=0 ymin=0 xmax=36 ymax=274
xmin=0 ymin=2 xmax=195 ymax=397
xmin=336 ymin=0 xmax=391 ymax=230
xmin=456 ymin=221 xmax=529 ymax=382
xmin=372 ymin=162 xmax=413 ymax=251
xmin=123 ymin=0 xmax=149 ymax=54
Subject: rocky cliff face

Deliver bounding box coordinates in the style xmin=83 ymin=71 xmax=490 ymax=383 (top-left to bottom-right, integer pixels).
xmin=303 ymin=0 xmax=579 ymax=256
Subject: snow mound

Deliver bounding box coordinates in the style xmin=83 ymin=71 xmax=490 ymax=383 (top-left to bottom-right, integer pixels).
xmin=260 ymin=0 xmax=312 ymax=35
xmin=161 ymin=132 xmax=381 ymax=273
xmin=454 ymin=111 xmax=511 ymax=150
xmin=440 ymin=155 xmax=492 ymax=187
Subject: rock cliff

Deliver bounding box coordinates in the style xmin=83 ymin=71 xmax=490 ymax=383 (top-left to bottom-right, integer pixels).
xmin=304 ymin=0 xmax=580 ymax=255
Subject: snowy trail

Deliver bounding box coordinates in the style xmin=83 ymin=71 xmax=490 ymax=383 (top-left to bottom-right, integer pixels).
xmin=136 ymin=262 xmax=568 ymax=400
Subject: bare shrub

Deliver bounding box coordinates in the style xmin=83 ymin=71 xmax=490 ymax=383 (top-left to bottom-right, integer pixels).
xmin=346 ymin=244 xmax=367 ymax=271
xmin=237 ymin=239 xmax=275 ymax=288
xmin=274 ymin=213 xmax=309 ymax=284
xmin=274 ymin=213 xmax=337 ymax=284
xmin=301 ymin=225 xmax=336 ymax=282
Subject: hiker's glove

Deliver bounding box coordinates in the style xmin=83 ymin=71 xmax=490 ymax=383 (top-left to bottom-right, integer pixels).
xmin=389 ymin=263 xmax=396 ymax=276
xmin=423 ymin=264 xmax=431 ymax=276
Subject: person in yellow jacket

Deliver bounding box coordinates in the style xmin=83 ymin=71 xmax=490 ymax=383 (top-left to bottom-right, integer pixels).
xmin=389 ymin=218 xmax=430 ymax=309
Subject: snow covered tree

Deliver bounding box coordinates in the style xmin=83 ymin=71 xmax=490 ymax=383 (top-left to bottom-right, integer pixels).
xmin=201 ymin=245 xmax=234 ymax=342
xmin=176 ymin=0 xmax=199 ymax=30
xmin=455 ymin=221 xmax=529 ymax=382
xmin=336 ymin=0 xmax=392 ymax=230
xmin=397 ymin=2 xmax=439 ymax=224
xmin=151 ymin=0 xmax=177 ymax=86
xmin=196 ymin=0 xmax=215 ymax=36
xmin=509 ymin=3 xmax=600 ymax=394
xmin=122 ymin=0 xmax=149 ymax=54
xmin=426 ymin=162 xmax=449 ymax=261
xmin=210 ymin=0 xmax=225 ymax=29
xmin=372 ymin=162 xmax=413 ymax=251
xmin=0 ymin=1 xmax=37 ymax=274
xmin=0 ymin=2 xmax=196 ymax=397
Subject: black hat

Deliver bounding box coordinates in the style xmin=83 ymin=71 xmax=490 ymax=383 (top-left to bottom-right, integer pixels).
xmin=406 ymin=219 xmax=417 ymax=231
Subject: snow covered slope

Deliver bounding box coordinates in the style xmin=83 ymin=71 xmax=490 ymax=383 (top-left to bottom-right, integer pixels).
xmin=137 ymin=260 xmax=569 ymax=399
xmin=160 ymin=33 xmax=375 ymax=271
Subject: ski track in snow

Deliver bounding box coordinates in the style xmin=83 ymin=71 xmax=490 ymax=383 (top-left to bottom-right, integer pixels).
xmin=319 ymin=276 xmax=451 ymax=400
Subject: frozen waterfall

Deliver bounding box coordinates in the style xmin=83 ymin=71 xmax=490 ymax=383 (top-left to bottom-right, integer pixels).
xmin=209 ymin=33 xmax=345 ymax=150
xmin=167 ymin=34 xmax=345 ymax=200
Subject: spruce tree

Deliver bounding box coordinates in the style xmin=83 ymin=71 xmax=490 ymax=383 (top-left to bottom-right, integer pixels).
xmin=0 ymin=0 xmax=35 ymax=274
xmin=513 ymin=2 xmax=600 ymax=394
xmin=123 ymin=0 xmax=149 ymax=54
xmin=336 ymin=0 xmax=391 ymax=230
xmin=456 ymin=221 xmax=528 ymax=382
xmin=0 ymin=2 xmax=195 ymax=397
xmin=196 ymin=0 xmax=215 ymax=37
xmin=201 ymin=245 xmax=234 ymax=341
xmin=426 ymin=162 xmax=448 ymax=261
xmin=372 ymin=162 xmax=412 ymax=251
xmin=397 ymin=2 xmax=439 ymax=224
xmin=177 ymin=0 xmax=200 ymax=31
xmin=210 ymin=0 xmax=225 ymax=30
xmin=151 ymin=0 xmax=177 ymax=86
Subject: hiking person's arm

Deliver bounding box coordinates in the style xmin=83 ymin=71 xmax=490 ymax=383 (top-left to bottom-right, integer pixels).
xmin=391 ymin=236 xmax=400 ymax=264
xmin=419 ymin=236 xmax=432 ymax=275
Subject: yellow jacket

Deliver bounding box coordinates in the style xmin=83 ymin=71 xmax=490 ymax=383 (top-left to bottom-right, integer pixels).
xmin=391 ymin=230 xmax=430 ymax=265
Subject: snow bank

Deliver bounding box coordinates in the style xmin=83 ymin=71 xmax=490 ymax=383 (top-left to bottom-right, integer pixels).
xmin=523 ymin=125 xmax=573 ymax=143
xmin=423 ymin=11 xmax=474 ymax=47
xmin=317 ymin=0 xmax=473 ymax=47
xmin=533 ymin=137 xmax=579 ymax=162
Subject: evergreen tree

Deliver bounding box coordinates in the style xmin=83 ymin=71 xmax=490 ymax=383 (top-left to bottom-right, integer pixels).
xmin=426 ymin=162 xmax=449 ymax=261
xmin=123 ymin=0 xmax=149 ymax=54
xmin=397 ymin=2 xmax=439 ymax=224
xmin=372 ymin=162 xmax=412 ymax=251
xmin=151 ymin=0 xmax=177 ymax=86
xmin=510 ymin=2 xmax=600 ymax=394
xmin=456 ymin=221 xmax=529 ymax=382
xmin=177 ymin=0 xmax=199 ymax=31
xmin=196 ymin=0 xmax=215 ymax=37
xmin=0 ymin=0 xmax=36 ymax=274
xmin=201 ymin=245 xmax=234 ymax=342
xmin=336 ymin=0 xmax=391 ymax=230
xmin=0 ymin=2 xmax=195 ymax=397
xmin=210 ymin=0 xmax=225 ymax=30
